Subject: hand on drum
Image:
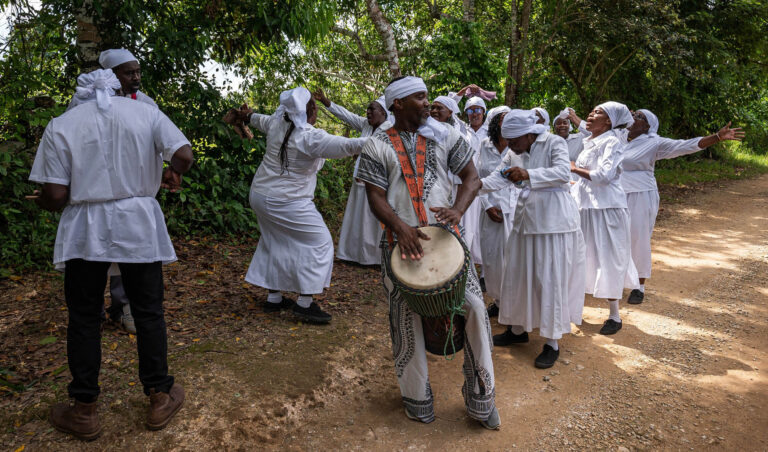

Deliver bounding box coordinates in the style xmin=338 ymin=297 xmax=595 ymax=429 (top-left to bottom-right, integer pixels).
xmin=395 ymin=224 xmax=431 ymax=261
xmin=430 ymin=206 xmax=462 ymax=227
xmin=486 ymin=206 xmax=503 ymax=223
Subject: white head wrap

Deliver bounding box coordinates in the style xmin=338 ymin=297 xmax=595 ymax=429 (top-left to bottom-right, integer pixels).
xmin=374 ymin=95 xmax=394 ymax=124
xmin=384 ymin=76 xmax=427 ymax=109
xmin=501 ymin=109 xmax=548 ymax=139
xmin=637 ymin=109 xmax=659 ymax=137
xmin=98 ymin=49 xmax=138 ymax=69
xmin=482 ymin=105 xmax=511 ymax=129
xmin=533 ymin=107 xmax=550 ymax=128
xmin=554 ymin=108 xmax=571 ymax=128
xmin=433 ymin=95 xmax=459 ymax=115
xmin=464 ymin=96 xmax=487 ymax=112
xmin=596 ymin=101 xmax=634 ymax=129
xmin=72 ymin=69 xmax=122 ymax=111
xmin=274 ymin=87 xmax=312 ymax=130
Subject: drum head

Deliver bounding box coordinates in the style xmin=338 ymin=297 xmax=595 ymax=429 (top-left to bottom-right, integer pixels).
xmin=391 ymin=226 xmax=465 ymax=290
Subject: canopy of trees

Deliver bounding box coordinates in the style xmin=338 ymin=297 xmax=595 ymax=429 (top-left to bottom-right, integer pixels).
xmin=1 ymin=0 xmax=766 ymax=275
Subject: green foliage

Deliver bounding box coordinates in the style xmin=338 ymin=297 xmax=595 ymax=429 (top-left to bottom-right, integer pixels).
xmin=655 ymin=142 xmax=768 ymax=187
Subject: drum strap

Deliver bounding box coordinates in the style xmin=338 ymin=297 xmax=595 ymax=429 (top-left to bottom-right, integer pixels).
xmin=382 ymin=128 xmax=459 ymax=246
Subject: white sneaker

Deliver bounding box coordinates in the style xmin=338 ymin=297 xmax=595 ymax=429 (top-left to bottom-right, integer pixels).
xmin=121 ymin=304 xmax=137 ymax=334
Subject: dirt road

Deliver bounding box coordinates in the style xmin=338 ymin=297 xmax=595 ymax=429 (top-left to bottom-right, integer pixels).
xmin=2 ymin=175 xmax=767 ymax=451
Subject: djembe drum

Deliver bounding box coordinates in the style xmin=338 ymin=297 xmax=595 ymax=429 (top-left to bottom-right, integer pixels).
xmin=387 ymin=224 xmax=470 ymax=356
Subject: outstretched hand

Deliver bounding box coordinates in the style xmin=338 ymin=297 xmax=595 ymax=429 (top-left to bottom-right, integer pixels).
xmin=717 ymin=122 xmax=745 ymax=142
xmin=161 ymin=168 xmax=183 ymax=192
xmin=430 ymin=206 xmax=462 ymax=227
xmin=312 ymin=89 xmax=331 ymax=108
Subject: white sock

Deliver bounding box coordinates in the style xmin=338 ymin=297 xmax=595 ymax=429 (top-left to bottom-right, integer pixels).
xmin=297 ymin=295 xmax=313 ymax=309
xmin=545 ymin=339 xmax=559 ymax=351
xmin=510 ymin=325 xmax=525 ymax=335
xmin=639 ymin=284 xmax=645 ymax=293
xmin=608 ymin=299 xmax=621 ymax=323
xmin=267 ymin=291 xmax=283 ymax=303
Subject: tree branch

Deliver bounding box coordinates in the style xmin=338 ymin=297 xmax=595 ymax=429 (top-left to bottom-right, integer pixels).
xmin=330 ymin=25 xmax=420 ymax=62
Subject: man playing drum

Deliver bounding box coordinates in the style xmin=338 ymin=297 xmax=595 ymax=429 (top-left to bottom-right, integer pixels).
xmin=356 ymin=76 xmax=499 ymax=429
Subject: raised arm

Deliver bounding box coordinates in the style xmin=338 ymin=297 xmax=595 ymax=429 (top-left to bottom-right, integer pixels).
xmin=301 ymin=129 xmax=367 ymax=159
xmin=313 ymin=89 xmax=367 ymax=132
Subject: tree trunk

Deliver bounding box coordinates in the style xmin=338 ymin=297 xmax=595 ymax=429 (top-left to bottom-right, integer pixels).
xmin=513 ymin=0 xmax=532 ymax=104
xmin=75 ymin=0 xmax=101 ymax=72
xmin=504 ymin=0 xmax=519 ymax=107
xmin=365 ymin=0 xmax=401 ymax=79
xmin=463 ymin=0 xmax=475 ymax=21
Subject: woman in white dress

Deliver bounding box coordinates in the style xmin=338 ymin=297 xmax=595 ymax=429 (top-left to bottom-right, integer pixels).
xmin=236 ymin=87 xmax=367 ymax=324
xmin=570 ymin=101 xmax=639 ymax=335
xmin=481 ymin=109 xmax=585 ymax=369
xmin=313 ymin=89 xmax=392 ymax=265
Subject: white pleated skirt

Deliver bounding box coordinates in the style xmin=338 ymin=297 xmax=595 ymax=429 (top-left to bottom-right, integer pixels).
xmin=478 ymin=210 xmax=514 ymax=300
xmin=499 ymin=229 xmax=586 ymax=340
xmin=336 ymin=182 xmax=381 ymax=265
xmin=626 ymin=190 xmax=659 ymax=279
xmin=580 ymin=207 xmax=639 ymax=299
xmin=245 ymin=191 xmax=334 ymax=294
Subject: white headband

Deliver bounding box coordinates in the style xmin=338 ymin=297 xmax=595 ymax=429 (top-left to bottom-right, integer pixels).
xmin=533 ymin=107 xmax=550 ymax=128
xmin=501 ymin=109 xmax=548 ymax=139
xmin=98 ymin=48 xmax=138 ymax=69
xmin=275 ymin=87 xmax=312 ymax=130
xmin=637 ymin=108 xmax=659 ymax=137
xmin=597 ymin=101 xmax=634 ymax=129
xmin=384 ymin=76 xmax=427 ymax=109
xmin=464 ymin=96 xmax=487 ymax=112
xmin=73 ymin=69 xmax=122 ymax=111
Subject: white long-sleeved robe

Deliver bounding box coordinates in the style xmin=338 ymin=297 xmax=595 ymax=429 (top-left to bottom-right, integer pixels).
xmin=481 ymin=132 xmax=586 ymax=339
xmin=245 ymin=112 xmax=367 ymax=294
xmin=572 ymin=130 xmax=639 ymax=299
xmin=326 ymin=102 xmax=391 ymax=265
xmin=617 ymin=132 xmax=703 ymax=278
xmin=476 ymin=139 xmax=521 ymax=300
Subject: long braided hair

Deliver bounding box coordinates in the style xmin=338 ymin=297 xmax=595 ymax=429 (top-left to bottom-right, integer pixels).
xmin=279 ymin=113 xmax=295 ymax=174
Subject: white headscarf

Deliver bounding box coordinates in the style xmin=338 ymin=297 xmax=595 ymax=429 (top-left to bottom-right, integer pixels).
xmin=554 ymin=108 xmax=571 ymax=128
xmin=384 ymin=76 xmax=446 ymax=142
xmin=274 ymin=87 xmax=312 ymax=130
xmin=384 ymin=76 xmax=427 ymax=109
xmin=98 ymin=49 xmax=138 ymax=69
xmin=73 ymin=69 xmax=122 ymax=111
xmin=464 ymin=96 xmax=487 ymax=113
xmin=597 ymin=101 xmax=634 ymax=129
xmin=483 ymin=105 xmax=511 ymax=129
xmin=533 ymin=107 xmax=550 ymax=128
xmin=433 ymin=95 xmax=459 ymax=115
xmin=637 ymin=109 xmax=659 ymax=137
xmin=501 ymin=109 xmax=548 ymax=139
xmin=375 ymin=95 xmax=394 ymax=123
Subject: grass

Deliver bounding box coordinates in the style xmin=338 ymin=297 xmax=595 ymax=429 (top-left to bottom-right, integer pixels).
xmin=655 ymin=142 xmax=768 ymax=186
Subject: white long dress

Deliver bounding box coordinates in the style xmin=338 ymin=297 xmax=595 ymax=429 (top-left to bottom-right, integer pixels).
xmin=476 ymin=139 xmax=521 ymax=300
xmin=244 ymin=112 xmax=367 ymax=294
xmin=326 ymin=102 xmax=390 ymax=265
xmin=481 ymin=132 xmax=586 ymax=340
xmin=572 ymin=130 xmax=639 ymax=299
xmin=618 ymin=132 xmax=703 ymax=279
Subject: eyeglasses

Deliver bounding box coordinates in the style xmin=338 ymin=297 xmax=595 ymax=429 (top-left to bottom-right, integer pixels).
xmin=465 ymin=108 xmax=485 ymax=114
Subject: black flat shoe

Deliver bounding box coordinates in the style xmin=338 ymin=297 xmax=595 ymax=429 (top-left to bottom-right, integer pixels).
xmin=534 ymin=344 xmax=559 ymax=369
xmin=627 ymin=289 xmax=644 ymax=305
xmin=263 ymin=296 xmax=295 ymax=313
xmin=599 ymin=319 xmax=622 ymax=335
xmin=487 ymin=303 xmax=499 ymax=318
xmin=292 ymin=302 xmax=332 ymax=324
xmin=493 ymin=328 xmax=529 ymax=346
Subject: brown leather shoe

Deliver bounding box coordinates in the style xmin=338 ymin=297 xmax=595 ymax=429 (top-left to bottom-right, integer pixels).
xmin=50 ymin=399 xmax=102 ymax=441
xmin=146 ymin=383 xmax=185 ymax=430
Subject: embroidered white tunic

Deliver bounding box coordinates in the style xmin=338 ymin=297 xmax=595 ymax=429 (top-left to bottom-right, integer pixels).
xmin=245 ymin=112 xmax=367 ymax=293
xmin=481 ymin=132 xmax=585 ymax=339
xmin=326 ymin=102 xmax=391 ymax=265
xmin=29 ymin=97 xmax=190 ymax=266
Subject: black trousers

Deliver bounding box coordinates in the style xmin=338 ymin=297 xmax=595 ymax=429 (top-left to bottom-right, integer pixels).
xmin=64 ymin=259 xmax=174 ymax=402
